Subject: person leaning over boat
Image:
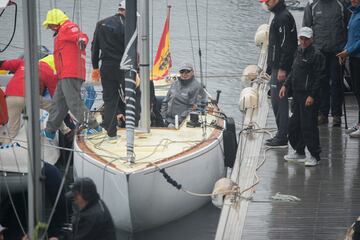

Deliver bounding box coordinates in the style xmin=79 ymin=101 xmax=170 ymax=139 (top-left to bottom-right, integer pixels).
xmin=66 ymin=177 xmax=116 ymax=240
xmin=0 ymin=55 xmax=71 ymax=144
xmin=161 ymin=63 xmax=206 ymax=128
xmin=337 ymin=0 xmax=360 ymax=138
xmin=42 ymin=9 xmax=101 ymax=140
xmin=261 ymin=0 xmax=298 ymax=147
xmin=91 ymin=1 xmax=126 ymax=141
xmin=279 ymin=27 xmax=326 ymax=167
xmin=303 ymin=0 xmax=350 ymax=126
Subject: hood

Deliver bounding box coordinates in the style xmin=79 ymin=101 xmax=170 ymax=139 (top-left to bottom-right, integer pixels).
xmin=39 ymin=54 xmax=56 ymax=73
xmin=42 ymin=9 xmax=69 ymax=28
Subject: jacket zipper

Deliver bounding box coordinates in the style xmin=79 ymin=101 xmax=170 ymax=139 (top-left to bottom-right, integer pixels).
xmin=272 ymin=45 xmax=276 ymax=62
xmin=305 ymin=74 xmax=309 ymax=90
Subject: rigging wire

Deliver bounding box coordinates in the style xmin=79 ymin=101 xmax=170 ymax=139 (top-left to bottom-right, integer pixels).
xmin=96 ymin=0 xmax=103 ymax=22
xmin=194 ymin=0 xmax=204 ymax=88
xmin=204 ymin=0 xmax=209 ymax=88
xmin=0 ymin=1 xmax=17 ymax=53
xmin=184 ymin=0 xmax=197 ymax=71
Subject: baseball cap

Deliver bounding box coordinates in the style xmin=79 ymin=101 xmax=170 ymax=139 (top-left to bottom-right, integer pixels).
xmin=298 ymin=27 xmax=313 ymax=38
xmin=179 ymin=63 xmax=193 ymax=72
xmin=259 ymin=0 xmax=270 ymax=3
xmin=66 ymin=177 xmax=99 ymax=203
xmin=119 ymin=0 xmax=125 ymax=10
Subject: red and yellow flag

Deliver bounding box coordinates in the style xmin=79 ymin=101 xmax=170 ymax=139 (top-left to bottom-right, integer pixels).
xmin=151 ymin=6 xmax=172 ymax=80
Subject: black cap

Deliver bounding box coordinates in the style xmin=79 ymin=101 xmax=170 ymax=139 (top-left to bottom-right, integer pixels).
xmin=67 ymin=177 xmax=99 ymax=203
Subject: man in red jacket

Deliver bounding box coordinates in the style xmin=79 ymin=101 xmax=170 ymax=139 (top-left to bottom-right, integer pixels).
xmin=42 ymin=9 xmax=101 ymax=140
xmin=0 ymin=55 xmax=71 ymax=144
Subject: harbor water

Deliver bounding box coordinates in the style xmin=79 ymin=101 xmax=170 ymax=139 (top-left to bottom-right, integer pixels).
xmin=0 ymin=0 xmax=269 ymax=239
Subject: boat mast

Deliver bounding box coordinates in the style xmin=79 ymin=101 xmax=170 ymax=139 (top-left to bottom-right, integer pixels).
xmin=138 ymin=0 xmax=150 ymax=133
xmin=22 ymin=0 xmax=44 ymax=237
xmin=121 ymin=0 xmax=138 ymax=163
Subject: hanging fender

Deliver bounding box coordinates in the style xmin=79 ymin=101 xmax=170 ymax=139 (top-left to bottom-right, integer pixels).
xmin=223 ymin=117 xmax=237 ymax=168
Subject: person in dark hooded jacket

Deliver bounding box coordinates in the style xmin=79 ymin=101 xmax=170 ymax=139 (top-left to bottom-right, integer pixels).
xmin=67 ymin=177 xmax=116 ymax=240
xmin=260 ymin=0 xmax=298 ymax=147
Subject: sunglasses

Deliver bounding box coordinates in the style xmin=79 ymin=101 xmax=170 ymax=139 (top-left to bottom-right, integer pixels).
xmin=180 ymin=69 xmax=191 ymax=74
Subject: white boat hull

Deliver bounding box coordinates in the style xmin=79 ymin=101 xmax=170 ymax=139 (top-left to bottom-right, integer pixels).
xmin=73 ymin=133 xmax=225 ymax=232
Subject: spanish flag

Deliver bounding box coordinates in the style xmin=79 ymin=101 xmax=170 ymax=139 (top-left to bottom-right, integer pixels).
xmin=151 ymin=6 xmax=172 ymax=80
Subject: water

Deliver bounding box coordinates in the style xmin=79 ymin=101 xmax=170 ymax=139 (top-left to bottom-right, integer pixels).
xmin=0 ymin=0 xmax=268 ymax=239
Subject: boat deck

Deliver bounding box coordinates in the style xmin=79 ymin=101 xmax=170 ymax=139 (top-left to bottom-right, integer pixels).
xmin=241 ymin=95 xmax=360 ymax=240
xmin=76 ymin=113 xmax=223 ymax=173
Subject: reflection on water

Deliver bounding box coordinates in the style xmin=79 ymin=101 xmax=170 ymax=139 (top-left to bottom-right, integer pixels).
xmin=0 ymin=0 xmax=267 ymax=239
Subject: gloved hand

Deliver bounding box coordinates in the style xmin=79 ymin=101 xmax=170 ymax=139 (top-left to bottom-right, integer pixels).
xmin=91 ymin=69 xmax=100 ymax=82
xmin=78 ymin=40 xmax=87 ymax=50
xmin=266 ymin=65 xmax=272 ymax=75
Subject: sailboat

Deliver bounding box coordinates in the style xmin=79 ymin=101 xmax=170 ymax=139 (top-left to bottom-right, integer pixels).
xmin=0 ymin=0 xmax=59 ymax=196
xmin=72 ymin=0 xmax=234 ymax=232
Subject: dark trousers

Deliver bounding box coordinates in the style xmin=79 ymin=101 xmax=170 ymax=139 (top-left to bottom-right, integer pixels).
xmin=289 ymin=92 xmax=321 ymax=159
xmin=100 ymin=64 xmax=125 ymax=137
xmin=319 ymin=52 xmax=344 ymax=117
xmin=270 ymin=69 xmax=289 ymax=139
xmin=349 ymin=57 xmax=360 ymax=123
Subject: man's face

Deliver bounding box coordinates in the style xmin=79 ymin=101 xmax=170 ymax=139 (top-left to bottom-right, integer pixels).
xmin=299 ymin=36 xmax=313 ymax=49
xmin=265 ymin=0 xmax=279 ymax=10
xmin=179 ymin=69 xmax=194 ymax=80
xmin=73 ymin=192 xmax=87 ymax=210
xmin=47 ymin=24 xmax=60 ymax=32
xmin=118 ymin=8 xmax=125 ymax=16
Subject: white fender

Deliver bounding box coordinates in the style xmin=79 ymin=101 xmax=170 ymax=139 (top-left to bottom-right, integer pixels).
xmin=239 ymin=87 xmax=258 ymax=112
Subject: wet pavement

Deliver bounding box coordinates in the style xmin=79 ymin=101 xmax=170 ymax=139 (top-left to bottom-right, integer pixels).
xmin=242 ymin=95 xmax=360 ymax=240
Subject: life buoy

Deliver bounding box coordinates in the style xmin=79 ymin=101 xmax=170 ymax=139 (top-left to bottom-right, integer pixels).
xmin=0 ymin=88 xmax=8 ymax=125
xmin=223 ymin=117 xmax=237 ymax=168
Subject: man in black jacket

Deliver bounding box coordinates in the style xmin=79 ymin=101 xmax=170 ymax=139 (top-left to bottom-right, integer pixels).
xmin=261 ymin=0 xmax=298 ymax=147
xmin=279 ymin=27 xmax=326 ymax=167
xmin=67 ymin=177 xmax=116 ymax=240
xmin=91 ymin=1 xmax=126 ymax=142
xmin=303 ymin=0 xmax=349 ymax=126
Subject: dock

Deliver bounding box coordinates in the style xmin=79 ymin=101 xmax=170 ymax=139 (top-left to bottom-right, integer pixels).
xmin=216 ymin=94 xmax=360 ymax=239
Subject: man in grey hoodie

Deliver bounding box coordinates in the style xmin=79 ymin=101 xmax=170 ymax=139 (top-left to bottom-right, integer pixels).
xmin=161 ymin=63 xmax=205 ymax=127
xmin=303 ymin=0 xmax=350 ymax=126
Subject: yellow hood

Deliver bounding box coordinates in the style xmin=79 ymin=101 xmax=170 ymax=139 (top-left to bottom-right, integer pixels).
xmin=40 ymin=55 xmax=56 ymax=73
xmin=42 ymin=9 xmax=69 ymax=28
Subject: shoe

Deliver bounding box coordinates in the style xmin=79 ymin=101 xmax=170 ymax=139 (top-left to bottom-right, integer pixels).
xmin=304 ymin=156 xmax=319 ymax=167
xmin=350 ymin=128 xmax=360 ymax=138
xmin=284 ymin=152 xmax=306 ymax=162
xmin=106 ymin=135 xmax=118 ymax=144
xmin=318 ymin=115 xmax=328 ymax=125
xmin=332 ymin=116 xmax=341 ymax=127
xmin=265 ymin=138 xmax=288 ymax=148
xmin=84 ymin=126 xmax=102 ymax=135
xmin=265 ymin=135 xmax=277 ymax=143
xmin=64 ymin=129 xmax=75 ymax=142
xmin=346 ymin=125 xmax=359 ymax=134
xmin=41 ymin=130 xmax=56 ymax=140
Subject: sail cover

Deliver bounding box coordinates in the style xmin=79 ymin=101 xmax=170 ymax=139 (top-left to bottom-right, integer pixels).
xmin=120 ymin=0 xmax=138 ymax=162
